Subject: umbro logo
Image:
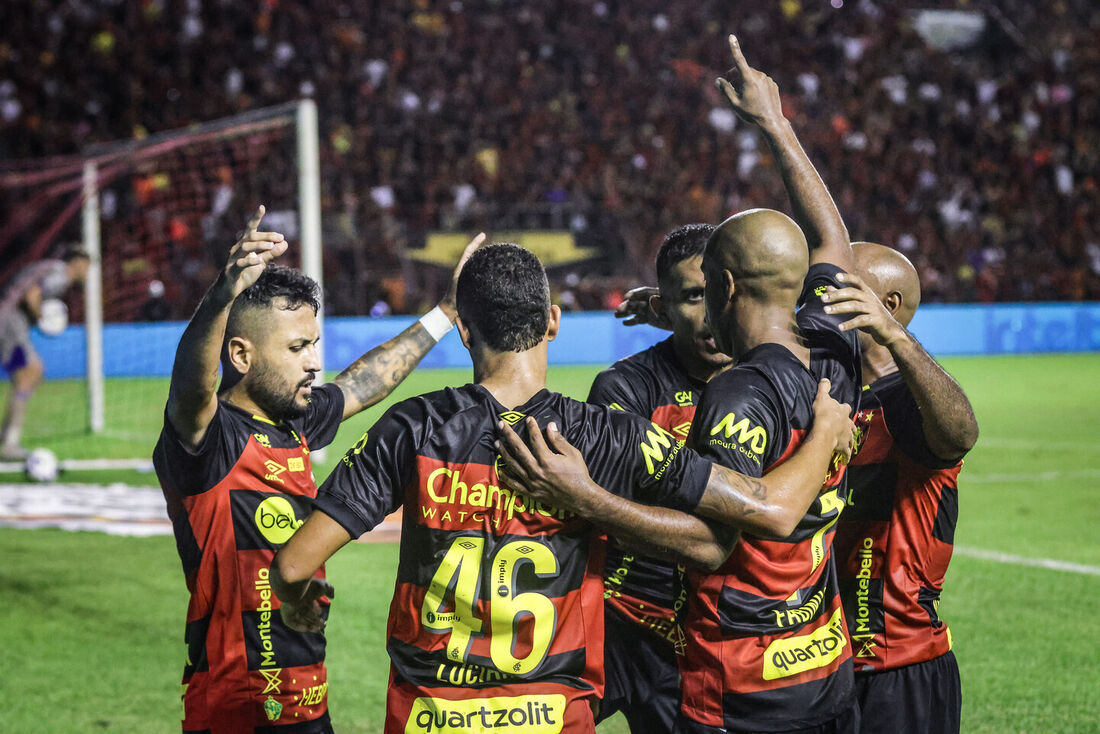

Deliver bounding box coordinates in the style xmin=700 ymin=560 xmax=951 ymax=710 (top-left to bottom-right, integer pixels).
xmin=499 ymin=411 xmax=525 ymax=426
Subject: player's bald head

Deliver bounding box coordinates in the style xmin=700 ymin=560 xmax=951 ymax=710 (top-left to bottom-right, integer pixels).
xmin=704 ymin=209 xmax=809 ymax=299
xmin=852 ymin=242 xmax=921 ymax=327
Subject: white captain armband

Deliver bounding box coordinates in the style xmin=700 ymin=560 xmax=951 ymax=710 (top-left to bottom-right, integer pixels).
xmin=418 ymin=306 xmax=454 ymax=343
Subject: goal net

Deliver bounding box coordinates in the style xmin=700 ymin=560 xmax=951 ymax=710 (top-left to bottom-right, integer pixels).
xmin=0 ymin=101 xmax=322 ymax=471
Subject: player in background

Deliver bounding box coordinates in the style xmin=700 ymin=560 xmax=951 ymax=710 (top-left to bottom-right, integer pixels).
xmin=153 ymin=205 xmax=484 ymax=734
xmin=825 ymin=243 xmax=978 ymax=734
xmin=0 ymin=246 xmax=90 ymax=459
xmin=270 ymin=243 xmax=857 ymax=733
xmin=588 ymin=223 xmax=731 ymax=732
xmin=498 ymin=35 xmax=865 ymax=733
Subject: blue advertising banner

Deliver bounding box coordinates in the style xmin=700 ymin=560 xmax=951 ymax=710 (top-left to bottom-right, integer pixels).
xmin=13 ymin=303 xmax=1100 ymax=379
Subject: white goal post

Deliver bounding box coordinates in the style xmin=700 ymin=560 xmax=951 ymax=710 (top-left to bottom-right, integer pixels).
xmin=78 ymin=99 xmax=324 ymax=438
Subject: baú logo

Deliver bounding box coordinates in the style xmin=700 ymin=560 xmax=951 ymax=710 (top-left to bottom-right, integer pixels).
xmin=254 ymin=496 xmax=304 ymax=545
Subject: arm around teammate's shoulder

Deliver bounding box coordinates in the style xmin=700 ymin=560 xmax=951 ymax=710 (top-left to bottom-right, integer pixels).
xmin=495 ymin=417 xmax=738 ymax=571
xmin=694 ymin=379 xmax=856 ymax=538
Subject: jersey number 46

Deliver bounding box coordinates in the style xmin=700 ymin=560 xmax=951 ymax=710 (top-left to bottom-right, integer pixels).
xmin=421 ymin=536 xmax=560 ymax=676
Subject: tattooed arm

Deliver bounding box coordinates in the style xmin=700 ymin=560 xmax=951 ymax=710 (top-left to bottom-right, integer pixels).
xmin=496 ymin=418 xmax=739 ymax=570
xmin=497 ymin=380 xmax=854 ymax=548
xmin=693 ymin=379 xmax=854 ymax=538
xmin=331 ymin=234 xmax=486 ymax=421
xmin=332 ymin=324 xmax=437 ymax=420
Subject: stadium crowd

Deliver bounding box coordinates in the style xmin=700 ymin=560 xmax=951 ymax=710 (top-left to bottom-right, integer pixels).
xmin=2 ymin=0 xmax=1098 ymax=313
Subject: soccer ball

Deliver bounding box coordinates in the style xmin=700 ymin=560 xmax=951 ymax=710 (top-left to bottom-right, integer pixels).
xmin=25 ymin=448 xmax=60 ymax=482
xmin=38 ymin=298 xmax=69 ymax=336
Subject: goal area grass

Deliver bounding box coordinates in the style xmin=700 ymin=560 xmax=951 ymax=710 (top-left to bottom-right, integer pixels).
xmin=1 ymin=353 xmax=1098 ymax=732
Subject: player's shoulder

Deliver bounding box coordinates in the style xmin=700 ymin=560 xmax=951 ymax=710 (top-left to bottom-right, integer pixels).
xmin=590 ymin=337 xmax=683 ymax=406
xmin=800 ymin=261 xmax=849 ymax=297
xmin=594 ymin=338 xmax=675 ymax=384
xmin=707 ymin=345 xmax=797 ymax=399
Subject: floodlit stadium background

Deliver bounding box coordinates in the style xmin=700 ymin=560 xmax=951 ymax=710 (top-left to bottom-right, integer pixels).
xmin=1 ymin=2 xmax=1099 ymax=732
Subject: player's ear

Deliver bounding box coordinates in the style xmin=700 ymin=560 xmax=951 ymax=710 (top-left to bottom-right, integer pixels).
xmin=884 ymin=290 xmax=903 ymax=316
xmin=546 ymin=304 xmax=561 ymax=342
xmin=225 ymin=335 xmax=254 ymax=374
xmin=722 ymin=269 xmax=737 ymax=302
xmin=649 ymin=293 xmax=664 ymax=318
xmin=455 ymin=316 xmax=472 ymax=349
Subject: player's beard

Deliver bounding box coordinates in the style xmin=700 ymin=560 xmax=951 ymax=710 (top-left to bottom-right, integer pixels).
xmin=247 ymin=363 xmax=309 ymax=422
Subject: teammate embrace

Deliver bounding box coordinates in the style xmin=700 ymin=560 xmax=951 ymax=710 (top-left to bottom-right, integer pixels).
xmin=159 ymin=32 xmax=976 ymax=734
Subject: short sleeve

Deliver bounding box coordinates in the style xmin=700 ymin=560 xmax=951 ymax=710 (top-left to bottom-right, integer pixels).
xmin=687 ymin=367 xmax=784 ymax=479
xmin=312 ymin=399 xmax=420 ymax=538
xmin=297 ymin=383 xmax=345 ymax=450
xmin=580 ymin=408 xmax=712 ymax=512
xmin=879 ymin=379 xmax=965 ymax=470
xmin=153 ymin=405 xmax=243 ymax=497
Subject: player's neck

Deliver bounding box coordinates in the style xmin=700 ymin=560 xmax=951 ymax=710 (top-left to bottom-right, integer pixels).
xmin=221 ymin=386 xmax=276 ymax=423
xmin=861 ymin=342 xmax=899 ymax=384
xmin=472 ymin=347 xmax=548 ymax=409
xmin=731 ymin=303 xmax=807 ymax=366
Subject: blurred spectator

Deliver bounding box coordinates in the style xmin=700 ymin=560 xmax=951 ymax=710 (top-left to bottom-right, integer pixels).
xmin=138 ymin=279 xmax=170 ymax=321
xmin=1 ymin=0 xmax=1098 ymax=311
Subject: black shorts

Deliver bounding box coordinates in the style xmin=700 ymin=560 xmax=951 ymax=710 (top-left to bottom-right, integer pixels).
xmin=854 ymin=651 xmax=961 ymax=734
xmin=676 ymin=700 xmax=859 ymax=734
xmin=598 ymin=605 xmax=681 ymax=734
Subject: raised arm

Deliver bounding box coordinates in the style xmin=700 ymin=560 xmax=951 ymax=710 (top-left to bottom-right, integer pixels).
xmin=331 ymin=233 xmax=485 ymax=419
xmin=717 ymin=35 xmax=852 ymax=271
xmin=823 ymin=272 xmax=978 ymax=460
xmin=166 ymin=206 xmax=287 ymax=447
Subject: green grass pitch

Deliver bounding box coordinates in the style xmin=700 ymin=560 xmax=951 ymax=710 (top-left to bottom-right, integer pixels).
xmin=1 ymin=354 xmax=1099 ymax=732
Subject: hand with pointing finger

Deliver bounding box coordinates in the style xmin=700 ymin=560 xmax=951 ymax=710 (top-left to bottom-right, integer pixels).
xmin=224 ymin=205 xmax=288 ymax=297
xmin=715 ymin=34 xmax=786 ymax=129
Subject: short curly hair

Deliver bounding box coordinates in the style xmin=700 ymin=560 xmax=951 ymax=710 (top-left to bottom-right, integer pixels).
xmin=456 ymin=244 xmax=549 ymax=352
xmin=226 ymin=265 xmax=320 ymax=339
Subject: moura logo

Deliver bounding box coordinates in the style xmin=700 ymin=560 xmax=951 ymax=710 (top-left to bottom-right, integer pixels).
xmin=254 ymin=496 xmax=304 ymax=544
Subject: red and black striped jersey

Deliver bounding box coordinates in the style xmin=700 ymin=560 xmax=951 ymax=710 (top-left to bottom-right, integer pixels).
xmin=834 ymin=372 xmax=963 ymax=673
xmin=153 ymin=384 xmax=344 ymax=734
xmin=588 ymin=336 xmax=704 ymax=651
xmin=680 ymin=263 xmax=862 ymax=732
xmin=312 ymin=383 xmax=711 ymax=729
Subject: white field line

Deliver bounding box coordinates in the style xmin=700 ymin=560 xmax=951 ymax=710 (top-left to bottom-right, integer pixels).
xmin=980 ymin=437 xmax=1100 ymax=450
xmin=963 ymin=468 xmax=1100 ymax=483
xmin=953 ymin=546 xmax=1100 ymax=577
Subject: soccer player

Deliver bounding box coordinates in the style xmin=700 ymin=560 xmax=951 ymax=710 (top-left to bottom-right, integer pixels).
xmin=270 ymin=243 xmax=857 ymax=733
xmin=0 ymin=246 xmax=90 ymax=459
xmin=826 ymin=243 xmax=978 ymax=734
xmin=500 ymin=36 xmax=865 ymax=733
xmin=588 ymin=223 xmax=731 ymax=732
xmin=153 ymin=206 xmax=483 ymax=734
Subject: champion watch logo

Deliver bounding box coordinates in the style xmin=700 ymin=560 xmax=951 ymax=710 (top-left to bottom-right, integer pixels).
xmin=499 ymin=411 xmax=525 ymax=426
